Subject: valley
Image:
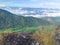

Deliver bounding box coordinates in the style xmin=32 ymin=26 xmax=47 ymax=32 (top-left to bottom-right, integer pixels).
xmin=0 ymin=8 xmax=60 ymax=45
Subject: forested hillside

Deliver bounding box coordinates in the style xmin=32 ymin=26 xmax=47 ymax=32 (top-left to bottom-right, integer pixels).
xmin=0 ymin=9 xmax=51 ymax=28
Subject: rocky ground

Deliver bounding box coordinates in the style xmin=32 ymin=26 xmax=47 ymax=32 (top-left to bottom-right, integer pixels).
xmin=2 ymin=32 xmax=40 ymax=45
xmin=55 ymin=26 xmax=60 ymax=45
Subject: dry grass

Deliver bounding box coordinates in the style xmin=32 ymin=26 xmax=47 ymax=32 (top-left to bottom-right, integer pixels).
xmin=0 ymin=30 xmax=56 ymax=45
xmin=0 ymin=26 xmax=56 ymax=45
xmin=32 ymin=29 xmax=55 ymax=45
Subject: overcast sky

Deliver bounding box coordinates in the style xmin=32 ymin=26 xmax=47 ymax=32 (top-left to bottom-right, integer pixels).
xmin=0 ymin=0 xmax=60 ymax=8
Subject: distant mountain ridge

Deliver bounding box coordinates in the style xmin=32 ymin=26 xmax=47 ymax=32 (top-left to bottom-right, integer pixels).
xmin=1 ymin=7 xmax=60 ymax=18
xmin=41 ymin=17 xmax=60 ymax=25
xmin=0 ymin=9 xmax=51 ymax=28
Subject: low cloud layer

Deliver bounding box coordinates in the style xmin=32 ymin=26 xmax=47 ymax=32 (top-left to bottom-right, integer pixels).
xmin=0 ymin=4 xmax=6 ymax=7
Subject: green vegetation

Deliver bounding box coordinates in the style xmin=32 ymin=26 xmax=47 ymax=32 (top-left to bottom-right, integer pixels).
xmin=0 ymin=9 xmax=51 ymax=29
xmin=0 ymin=9 xmax=59 ymax=45
xmin=0 ymin=25 xmax=56 ymax=45
xmin=42 ymin=17 xmax=60 ymax=25
xmin=0 ymin=25 xmax=56 ymax=33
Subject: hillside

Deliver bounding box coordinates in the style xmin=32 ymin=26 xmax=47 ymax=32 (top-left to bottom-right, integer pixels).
xmin=41 ymin=17 xmax=60 ymax=25
xmin=0 ymin=9 xmax=51 ymax=29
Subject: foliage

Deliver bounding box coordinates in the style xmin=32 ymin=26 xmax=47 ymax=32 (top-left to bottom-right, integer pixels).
xmin=0 ymin=9 xmax=51 ymax=29
xmin=32 ymin=26 xmax=56 ymax=45
xmin=0 ymin=25 xmax=56 ymax=45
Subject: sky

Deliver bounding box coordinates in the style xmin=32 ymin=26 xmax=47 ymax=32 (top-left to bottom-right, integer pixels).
xmin=0 ymin=0 xmax=60 ymax=8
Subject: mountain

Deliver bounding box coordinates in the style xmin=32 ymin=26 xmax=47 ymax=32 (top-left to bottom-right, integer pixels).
xmin=41 ymin=17 xmax=60 ymax=25
xmin=0 ymin=9 xmax=51 ymax=29
xmin=1 ymin=7 xmax=60 ymax=18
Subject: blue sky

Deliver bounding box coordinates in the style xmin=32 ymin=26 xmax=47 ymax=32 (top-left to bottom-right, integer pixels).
xmin=0 ymin=0 xmax=60 ymax=8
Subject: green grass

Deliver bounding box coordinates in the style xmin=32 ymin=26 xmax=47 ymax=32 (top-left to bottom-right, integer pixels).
xmin=0 ymin=25 xmax=56 ymax=33
xmin=0 ymin=25 xmax=56 ymax=45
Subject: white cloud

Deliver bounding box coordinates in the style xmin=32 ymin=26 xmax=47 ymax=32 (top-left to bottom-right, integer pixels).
xmin=39 ymin=2 xmax=56 ymax=5
xmin=0 ymin=4 xmax=6 ymax=7
xmin=37 ymin=2 xmax=60 ymax=8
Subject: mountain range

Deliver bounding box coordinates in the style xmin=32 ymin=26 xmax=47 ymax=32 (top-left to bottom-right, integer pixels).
xmin=0 ymin=9 xmax=51 ymax=29
xmin=0 ymin=7 xmax=60 ymax=29
xmin=1 ymin=7 xmax=60 ymax=17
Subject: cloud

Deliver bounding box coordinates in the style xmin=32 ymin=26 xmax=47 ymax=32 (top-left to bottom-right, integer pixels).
xmin=0 ymin=4 xmax=6 ymax=7
xmin=37 ymin=2 xmax=60 ymax=8
xmin=39 ymin=2 xmax=56 ymax=5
